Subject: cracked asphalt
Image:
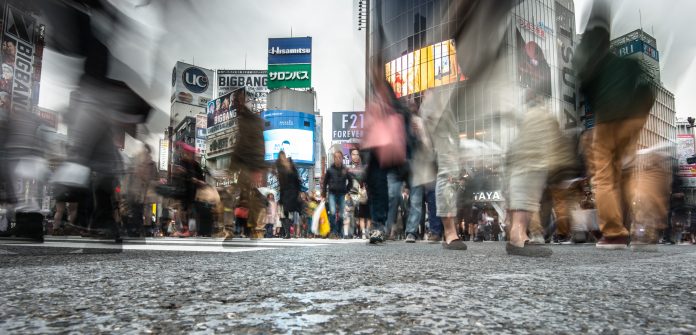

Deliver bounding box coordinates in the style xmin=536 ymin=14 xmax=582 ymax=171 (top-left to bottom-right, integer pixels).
xmin=1 ymin=240 xmax=695 ymax=334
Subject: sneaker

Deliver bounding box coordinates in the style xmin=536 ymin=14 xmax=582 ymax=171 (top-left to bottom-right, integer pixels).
xmin=596 ymin=236 xmax=629 ymax=250
xmin=529 ymin=234 xmax=545 ymax=245
xmin=369 ymin=230 xmax=384 ymax=244
xmin=405 ymin=233 xmax=417 ymax=243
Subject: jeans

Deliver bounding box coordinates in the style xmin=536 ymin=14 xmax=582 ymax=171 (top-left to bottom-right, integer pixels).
xmin=425 ymin=183 xmax=442 ymax=236
xmin=386 ymin=171 xmax=403 ymax=235
xmin=327 ymin=193 xmax=346 ymax=236
xmin=405 ymin=185 xmax=424 ymax=235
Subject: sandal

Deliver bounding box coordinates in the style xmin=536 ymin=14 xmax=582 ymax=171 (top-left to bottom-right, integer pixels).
xmin=506 ymin=240 xmax=552 ymax=257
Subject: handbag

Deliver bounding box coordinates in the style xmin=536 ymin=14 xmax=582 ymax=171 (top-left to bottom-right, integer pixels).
xmin=358 ymin=186 xmax=368 ymax=205
xmin=362 ymin=99 xmax=406 ymax=168
xmin=234 ymin=207 xmax=249 ymax=219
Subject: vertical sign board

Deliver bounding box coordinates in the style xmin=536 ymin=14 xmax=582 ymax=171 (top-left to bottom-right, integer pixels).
xmin=267 ymin=37 xmax=312 ymax=89
xmin=555 ymin=1 xmax=578 ymax=130
xmin=159 ymin=139 xmax=169 ymax=171
xmin=677 ymin=134 xmax=696 ymax=187
xmin=331 ymin=111 xmax=365 ymax=166
xmin=195 ymin=114 xmax=207 ymax=156
xmin=1 ymin=2 xmax=37 ymax=118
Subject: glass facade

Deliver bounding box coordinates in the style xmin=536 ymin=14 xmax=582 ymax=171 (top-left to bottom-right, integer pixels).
xmin=369 ymin=0 xmax=580 ymax=196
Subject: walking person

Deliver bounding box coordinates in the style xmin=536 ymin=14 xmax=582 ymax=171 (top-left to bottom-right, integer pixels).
xmin=574 ymin=2 xmax=656 ymax=249
xmin=322 ymin=151 xmax=353 ymax=239
xmin=276 ymin=151 xmax=303 ymax=239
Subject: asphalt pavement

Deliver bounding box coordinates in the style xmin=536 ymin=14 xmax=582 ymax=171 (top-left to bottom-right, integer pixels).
xmin=1 ymin=238 xmax=695 ymax=334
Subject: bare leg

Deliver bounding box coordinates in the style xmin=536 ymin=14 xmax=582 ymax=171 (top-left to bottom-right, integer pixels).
xmin=509 ymin=210 xmax=532 ymax=248
xmin=443 ymin=217 xmax=459 ymax=244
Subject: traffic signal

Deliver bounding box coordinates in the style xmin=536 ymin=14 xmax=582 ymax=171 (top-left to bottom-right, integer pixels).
xmin=688 ymin=117 xmax=695 ymax=128
xmin=688 ymin=156 xmax=696 ymax=165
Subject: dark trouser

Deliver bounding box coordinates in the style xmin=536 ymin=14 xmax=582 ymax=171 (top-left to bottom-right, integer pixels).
xmin=125 ymin=197 xmax=144 ymax=236
xmin=367 ymin=156 xmax=389 ymax=234
xmin=195 ymin=201 xmax=214 ymax=237
xmin=425 ymin=183 xmax=442 ymax=236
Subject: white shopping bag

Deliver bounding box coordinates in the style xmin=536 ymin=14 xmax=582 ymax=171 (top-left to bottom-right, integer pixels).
xmin=311 ymin=200 xmax=326 ymax=235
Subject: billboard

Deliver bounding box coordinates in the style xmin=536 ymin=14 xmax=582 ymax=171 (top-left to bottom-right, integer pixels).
xmin=0 ymin=2 xmax=39 ymax=118
xmin=206 ymin=90 xmax=236 ymax=134
xmin=268 ymin=37 xmax=312 ymax=64
xmin=332 ymin=111 xmax=364 ymax=142
xmin=267 ymin=37 xmax=312 ymax=90
xmin=677 ymin=134 xmax=696 ymax=177
xmin=384 ymin=39 xmax=466 ymax=98
xmin=171 ymin=61 xmax=214 ymax=107
xmin=262 ymin=110 xmax=315 ymax=165
xmin=615 ymin=39 xmax=659 ymax=62
xmin=217 ymin=69 xmax=269 ymax=112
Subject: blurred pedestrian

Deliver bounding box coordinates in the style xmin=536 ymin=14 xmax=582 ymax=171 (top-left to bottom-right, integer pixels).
xmin=322 ymin=151 xmax=353 ymax=238
xmin=276 ymin=151 xmax=303 ymax=239
xmin=574 ymin=1 xmax=656 ymax=249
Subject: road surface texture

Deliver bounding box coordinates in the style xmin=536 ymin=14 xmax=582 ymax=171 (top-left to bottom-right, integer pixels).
xmin=1 ymin=238 xmax=695 ymax=334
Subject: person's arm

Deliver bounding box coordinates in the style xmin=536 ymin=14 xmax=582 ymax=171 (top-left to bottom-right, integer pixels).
xmin=346 ymin=168 xmax=354 ymax=193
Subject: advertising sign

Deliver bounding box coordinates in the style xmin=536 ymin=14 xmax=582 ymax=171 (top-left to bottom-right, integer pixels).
xmin=331 ymin=111 xmax=364 ymax=142
xmin=267 ymin=37 xmax=312 ymax=90
xmin=384 ymin=39 xmax=466 ymax=98
xmin=262 ymin=110 xmax=315 ymax=165
xmin=217 ymin=70 xmax=269 ymax=112
xmin=677 ymin=134 xmax=696 ymax=177
xmin=555 ymin=1 xmax=579 ymax=130
xmin=268 ymin=63 xmax=311 ymax=90
xmin=1 ymin=2 xmax=38 ymax=118
xmin=195 ymin=114 xmax=207 ymax=139
xmin=171 ymin=61 xmax=214 ymax=107
xmin=206 ymin=90 xmax=236 ymax=134
xmin=159 ymin=139 xmax=169 ymax=171
xmin=615 ymin=39 xmax=659 ymax=62
xmin=268 ymin=37 xmax=312 ymax=65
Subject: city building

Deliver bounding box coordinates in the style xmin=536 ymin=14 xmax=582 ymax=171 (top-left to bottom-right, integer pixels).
xmin=610 ymin=29 xmax=677 ymax=169
xmin=367 ymin=0 xmax=580 ymax=219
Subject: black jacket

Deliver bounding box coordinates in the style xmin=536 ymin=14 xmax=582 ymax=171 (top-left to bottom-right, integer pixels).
xmin=276 ymin=159 xmax=303 ymax=213
xmin=323 ymin=165 xmax=353 ymax=196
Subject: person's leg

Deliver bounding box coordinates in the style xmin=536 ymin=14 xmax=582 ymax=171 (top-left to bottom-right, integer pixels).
xmin=591 ymin=120 xmax=628 ymax=239
xmin=425 ymin=183 xmax=442 ymax=238
xmin=386 ymin=171 xmax=402 ymax=236
xmin=53 ymin=202 xmax=66 ymax=231
xmin=405 ymin=185 xmax=424 ymax=236
xmin=435 ymin=174 xmax=460 ymax=244
xmin=327 ymin=193 xmax=338 ymax=236
xmin=335 ymin=194 xmax=346 ymax=237
xmin=507 ymin=170 xmax=548 ymax=247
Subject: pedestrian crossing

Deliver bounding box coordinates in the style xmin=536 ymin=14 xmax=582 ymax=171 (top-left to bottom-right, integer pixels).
xmin=0 ymin=236 xmax=367 ymax=254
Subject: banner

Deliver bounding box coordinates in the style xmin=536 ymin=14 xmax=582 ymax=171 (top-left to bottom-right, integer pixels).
xmin=159 ymin=139 xmax=169 ymax=171
xmin=217 ymin=69 xmax=269 ymax=112
xmin=171 ymin=61 xmax=214 ymax=107
xmin=1 ymin=2 xmax=37 ymax=117
xmin=206 ymin=90 xmax=235 ymax=133
xmin=268 ymin=37 xmax=312 ymax=65
xmin=555 ymin=1 xmax=579 ymax=130
xmin=331 ymin=111 xmax=364 ymax=142
xmin=268 ymin=63 xmax=311 ymax=90
xmin=267 ymin=37 xmax=312 ymax=90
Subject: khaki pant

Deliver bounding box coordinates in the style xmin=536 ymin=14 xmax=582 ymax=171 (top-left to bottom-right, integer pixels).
xmin=590 ymin=116 xmax=647 ymax=238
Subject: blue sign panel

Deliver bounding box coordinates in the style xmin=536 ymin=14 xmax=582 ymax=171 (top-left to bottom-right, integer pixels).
xmin=268 ymin=37 xmax=312 ymax=65
xmin=262 ymin=110 xmax=316 ymax=165
xmin=616 ymin=39 xmax=659 ymax=62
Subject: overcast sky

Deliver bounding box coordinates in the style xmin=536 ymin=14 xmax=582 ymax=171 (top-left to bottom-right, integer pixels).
xmin=38 ymin=0 xmax=695 ymax=155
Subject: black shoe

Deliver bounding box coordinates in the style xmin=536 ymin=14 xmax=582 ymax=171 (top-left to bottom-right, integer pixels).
xmin=369 ymin=230 xmax=384 ymax=244
xmin=506 ymin=241 xmax=552 ymax=257
xmin=442 ymin=239 xmax=467 ymax=250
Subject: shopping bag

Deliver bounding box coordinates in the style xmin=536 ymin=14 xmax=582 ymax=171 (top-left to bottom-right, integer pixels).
xmin=319 ymin=208 xmax=330 ymax=237
xmin=362 ymin=100 xmax=406 ymax=168
xmin=311 ymin=200 xmax=326 ymax=235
